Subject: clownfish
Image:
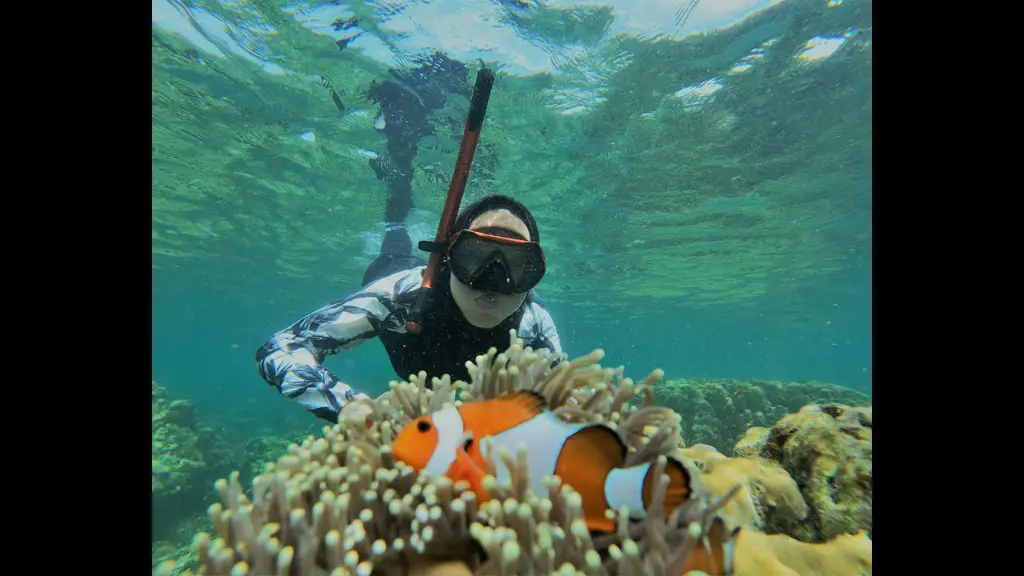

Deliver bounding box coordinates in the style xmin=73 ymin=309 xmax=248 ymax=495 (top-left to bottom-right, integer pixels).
xmin=390 ymin=390 xmax=693 ymax=533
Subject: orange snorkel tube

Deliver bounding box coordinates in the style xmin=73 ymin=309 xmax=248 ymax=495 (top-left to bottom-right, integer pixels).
xmin=406 ymin=66 xmax=495 ymax=334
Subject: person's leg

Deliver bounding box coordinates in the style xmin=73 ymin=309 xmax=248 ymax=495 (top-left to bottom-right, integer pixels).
xmin=361 ymin=53 xmax=464 ymax=287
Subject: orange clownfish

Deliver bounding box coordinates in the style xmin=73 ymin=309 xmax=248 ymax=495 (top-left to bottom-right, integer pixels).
xmin=390 ymin=390 xmax=693 ymax=533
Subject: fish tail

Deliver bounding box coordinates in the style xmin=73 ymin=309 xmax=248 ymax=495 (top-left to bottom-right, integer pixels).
xmin=650 ymin=456 xmax=692 ymax=516
xmin=603 ymin=457 xmax=693 ymax=522
xmin=674 ymin=518 xmax=739 ymax=576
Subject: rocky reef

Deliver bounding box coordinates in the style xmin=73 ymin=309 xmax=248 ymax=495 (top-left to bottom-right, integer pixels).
xmin=657 ymin=377 xmax=870 ymax=456
xmin=734 ymin=404 xmax=872 ymax=542
xmin=680 ymin=402 xmax=871 ymax=545
xmin=152 ymin=381 xmax=242 ymax=569
xmin=153 ymin=380 xmax=208 ymax=498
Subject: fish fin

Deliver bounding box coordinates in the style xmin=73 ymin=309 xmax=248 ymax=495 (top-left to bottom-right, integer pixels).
xmin=642 ymin=455 xmax=692 ymax=516
xmin=554 ymin=425 xmax=628 ymax=533
xmin=451 ymin=446 xmax=490 ymax=501
xmin=457 ymin=393 xmax=544 ymax=437
xmin=676 ymin=517 xmax=737 ymax=575
xmin=496 ymin=390 xmax=547 ymax=417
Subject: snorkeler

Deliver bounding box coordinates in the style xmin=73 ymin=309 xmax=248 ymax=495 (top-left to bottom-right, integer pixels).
xmin=255 ymin=194 xmax=559 ymax=423
xmin=256 ymin=65 xmax=562 ymax=424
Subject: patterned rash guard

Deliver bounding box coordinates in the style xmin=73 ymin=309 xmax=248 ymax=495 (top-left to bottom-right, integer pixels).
xmin=256 ymin=266 xmax=564 ymax=423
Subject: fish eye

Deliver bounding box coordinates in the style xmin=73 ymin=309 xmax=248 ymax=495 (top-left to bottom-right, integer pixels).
xmin=417 ymin=420 xmax=431 ymax=433
xmin=463 ymin=438 xmax=473 ymax=451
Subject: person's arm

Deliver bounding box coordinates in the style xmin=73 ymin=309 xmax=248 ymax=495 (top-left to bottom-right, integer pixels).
xmin=520 ymin=299 xmax=564 ymax=363
xmin=256 ymin=290 xmax=394 ymax=423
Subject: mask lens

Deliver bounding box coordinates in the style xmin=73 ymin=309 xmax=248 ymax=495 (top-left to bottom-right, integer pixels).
xmin=449 ymin=231 xmax=545 ymax=293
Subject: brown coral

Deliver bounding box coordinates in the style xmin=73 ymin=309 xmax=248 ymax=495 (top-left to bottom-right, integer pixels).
xmin=677 ymin=445 xmax=807 ymax=537
xmin=673 ymin=437 xmax=872 ymax=576
xmin=164 ymin=331 xmax=742 ymax=576
xmin=736 ymin=404 xmax=871 ymax=542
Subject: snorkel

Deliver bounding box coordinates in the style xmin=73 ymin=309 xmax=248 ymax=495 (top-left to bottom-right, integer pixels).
xmin=406 ymin=66 xmax=495 ymax=334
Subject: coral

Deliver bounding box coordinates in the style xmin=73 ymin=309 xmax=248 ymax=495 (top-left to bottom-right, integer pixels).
xmin=656 ymin=378 xmax=870 ymax=456
xmin=153 ymin=541 xmax=188 ymax=571
xmin=677 ymin=445 xmax=807 ymax=538
xmin=734 ymin=404 xmax=871 ymax=542
xmin=730 ymin=529 xmax=871 ymax=576
xmin=153 ymin=381 xmax=207 ymax=498
xmin=163 ymin=332 xmax=742 ymax=576
xmin=672 ymin=431 xmax=872 ymax=575
xmin=153 ymin=515 xmax=214 ymax=574
xmin=153 ymin=380 xmax=245 ymax=550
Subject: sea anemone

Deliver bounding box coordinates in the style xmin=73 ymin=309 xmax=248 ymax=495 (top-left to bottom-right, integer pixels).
xmin=161 ymin=330 xmax=739 ymax=576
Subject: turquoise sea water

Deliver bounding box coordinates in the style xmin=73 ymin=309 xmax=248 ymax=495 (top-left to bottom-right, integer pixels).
xmin=152 ymin=0 xmax=870 ymax=562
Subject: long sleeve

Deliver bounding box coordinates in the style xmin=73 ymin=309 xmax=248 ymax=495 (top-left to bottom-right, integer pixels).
xmin=518 ymin=297 xmax=565 ymax=363
xmin=256 ymin=290 xmax=396 ymax=422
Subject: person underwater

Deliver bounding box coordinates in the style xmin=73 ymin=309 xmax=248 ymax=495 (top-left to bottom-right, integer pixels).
xmin=256 ymin=195 xmax=562 ymax=424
